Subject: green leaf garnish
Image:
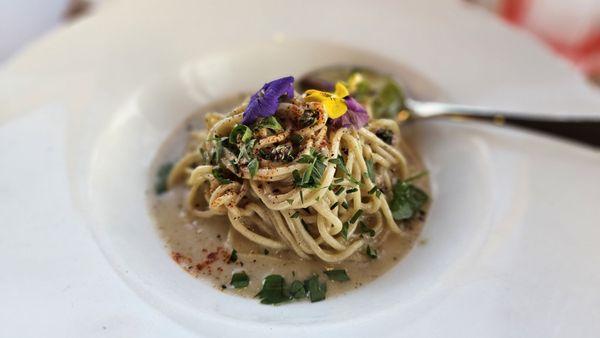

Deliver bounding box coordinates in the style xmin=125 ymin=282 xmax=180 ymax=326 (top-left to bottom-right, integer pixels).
xmin=389 ymin=181 xmax=429 ymax=221
xmin=365 ymin=158 xmax=376 ymax=184
xmin=247 ymin=158 xmax=259 ymax=178
xmin=341 ymin=221 xmax=349 ymax=240
xmin=293 ymin=149 xmax=327 ymax=189
xmin=330 ymin=202 xmax=339 ymax=210
xmin=341 ymin=201 xmax=349 ymax=209
xmin=231 ymin=271 xmax=249 ymax=289
xmin=291 ymin=211 xmax=300 ymax=219
xmin=349 ymin=210 xmax=363 ymax=224
xmin=253 ymin=116 xmax=283 ymax=133
xmin=304 ymin=275 xmax=327 ymax=302
xmin=154 ymin=162 xmax=173 ymax=195
xmin=323 ymin=269 xmax=350 ymax=282
xmin=229 ymin=124 xmax=253 ymax=144
xmin=228 ymin=249 xmax=237 ymax=263
xmin=372 ymin=79 xmax=405 ymax=118
xmin=289 ymin=280 xmax=306 ymax=299
xmin=212 ymin=167 xmax=232 ymax=184
xmin=299 ymin=109 xmax=319 ymax=128
xmin=346 ymin=188 xmax=358 ymax=194
xmin=358 ymin=221 xmax=375 ymax=237
xmin=375 ymin=128 xmax=394 ymax=145
xmin=256 ymin=275 xmax=289 ymax=305
xmin=329 ymin=155 xmax=360 ymax=185
xmin=366 ymin=245 xmax=377 ymax=259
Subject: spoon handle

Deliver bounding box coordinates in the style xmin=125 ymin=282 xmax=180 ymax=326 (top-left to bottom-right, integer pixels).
xmin=406 ymin=99 xmax=598 ymax=122
xmin=406 ymin=99 xmax=600 ymax=147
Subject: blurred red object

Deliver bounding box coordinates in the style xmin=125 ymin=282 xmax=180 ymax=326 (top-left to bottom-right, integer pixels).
xmin=498 ymin=0 xmax=600 ymax=79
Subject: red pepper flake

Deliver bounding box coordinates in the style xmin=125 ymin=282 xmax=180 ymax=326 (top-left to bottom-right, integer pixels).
xmin=195 ymin=247 xmax=225 ymax=272
xmin=171 ymin=252 xmax=192 ymax=266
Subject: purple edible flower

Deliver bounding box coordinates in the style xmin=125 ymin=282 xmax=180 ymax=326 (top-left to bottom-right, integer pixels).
xmin=242 ymin=76 xmax=295 ymax=125
xmin=330 ymin=96 xmax=369 ymax=129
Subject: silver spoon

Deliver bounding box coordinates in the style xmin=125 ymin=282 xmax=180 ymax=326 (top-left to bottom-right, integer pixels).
xmin=299 ymin=65 xmax=600 ymax=147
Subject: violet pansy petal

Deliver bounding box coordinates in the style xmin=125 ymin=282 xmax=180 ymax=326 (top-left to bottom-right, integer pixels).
xmin=330 ymin=97 xmax=369 ymax=129
xmin=242 ymin=76 xmax=295 ymax=125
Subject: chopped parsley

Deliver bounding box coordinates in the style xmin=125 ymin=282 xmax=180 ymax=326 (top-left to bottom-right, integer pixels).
xmin=323 ymin=269 xmax=350 ymax=282
xmin=389 ymin=180 xmax=429 ymax=221
xmin=154 ymin=162 xmax=173 ymax=195
xmin=228 ymin=249 xmax=238 ymax=263
xmin=253 ymin=116 xmax=283 ymax=133
xmin=289 ymin=280 xmax=306 ymax=299
xmin=256 ymin=275 xmax=289 ymax=305
xmin=247 ymin=158 xmax=259 ymax=178
xmin=366 ymin=245 xmax=378 ymax=259
xmin=293 ymin=149 xmax=327 ymax=189
xmin=212 ymin=167 xmax=232 ymax=184
xmin=299 ymin=109 xmax=319 ymax=128
xmin=229 ymin=124 xmax=253 ymax=144
xmin=256 ymin=274 xmax=324 ymax=305
xmin=375 ymin=128 xmax=394 ymax=144
xmin=304 ymin=275 xmax=327 ymax=302
xmin=230 ymin=271 xmax=249 ymax=289
xmin=358 ymin=221 xmax=375 ymax=237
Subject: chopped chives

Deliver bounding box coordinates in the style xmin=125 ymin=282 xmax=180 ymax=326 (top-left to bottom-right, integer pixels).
xmin=341 ymin=201 xmax=349 ymax=209
xmin=291 ymin=211 xmax=300 ymax=218
xmin=349 ymin=210 xmax=363 ymax=224
xmin=330 ymin=202 xmax=339 ymax=210
xmin=346 ymin=188 xmax=358 ymax=194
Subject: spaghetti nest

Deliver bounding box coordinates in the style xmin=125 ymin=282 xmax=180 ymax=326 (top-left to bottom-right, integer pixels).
xmin=168 ymin=96 xmax=410 ymax=263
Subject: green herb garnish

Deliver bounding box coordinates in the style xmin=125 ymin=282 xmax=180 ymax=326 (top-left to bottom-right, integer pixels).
xmin=154 ymin=162 xmax=173 ymax=195
xmin=293 ymin=149 xmax=327 ymax=189
xmin=231 ymin=271 xmax=249 ymax=288
xmin=253 ymin=116 xmax=283 ymax=133
xmin=389 ymin=181 xmax=428 ymax=221
xmin=341 ymin=201 xmax=349 ymax=209
xmin=358 ymin=221 xmax=375 ymax=237
xmin=349 ymin=210 xmax=363 ymax=224
xmin=330 ymin=202 xmax=339 ymax=210
xmin=212 ymin=167 xmax=232 ymax=184
xmin=290 ymin=134 xmax=304 ymax=147
xmin=228 ymin=249 xmax=237 ymax=263
xmin=256 ymin=275 xmax=289 ymax=305
xmin=323 ymin=269 xmax=350 ymax=282
xmin=375 ymin=128 xmax=394 ymax=144
xmin=366 ymin=245 xmax=377 ymax=259
xmin=299 ymin=109 xmax=319 ymax=128
xmin=341 ymin=221 xmax=349 ymax=240
xmin=346 ymin=188 xmax=358 ymax=194
xmin=229 ymin=124 xmax=253 ymax=144
xmin=247 ymin=158 xmax=259 ymax=178
xmin=304 ymin=275 xmax=327 ymax=302
xmin=289 ymin=280 xmax=306 ymax=299
xmin=365 ymin=158 xmax=376 ymax=184
xmin=372 ymin=79 xmax=405 ymax=118
xmin=329 ymin=155 xmax=360 ymax=185
xmin=291 ymin=211 xmax=300 ymax=219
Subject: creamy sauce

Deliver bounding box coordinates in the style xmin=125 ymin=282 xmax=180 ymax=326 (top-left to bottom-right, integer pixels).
xmin=148 ymin=97 xmax=429 ymax=300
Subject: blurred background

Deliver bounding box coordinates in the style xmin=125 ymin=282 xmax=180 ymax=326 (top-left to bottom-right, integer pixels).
xmin=2 ymin=0 xmax=599 ymax=85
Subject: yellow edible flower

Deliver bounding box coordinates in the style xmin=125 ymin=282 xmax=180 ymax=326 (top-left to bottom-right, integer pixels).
xmin=304 ymin=82 xmax=349 ymax=118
